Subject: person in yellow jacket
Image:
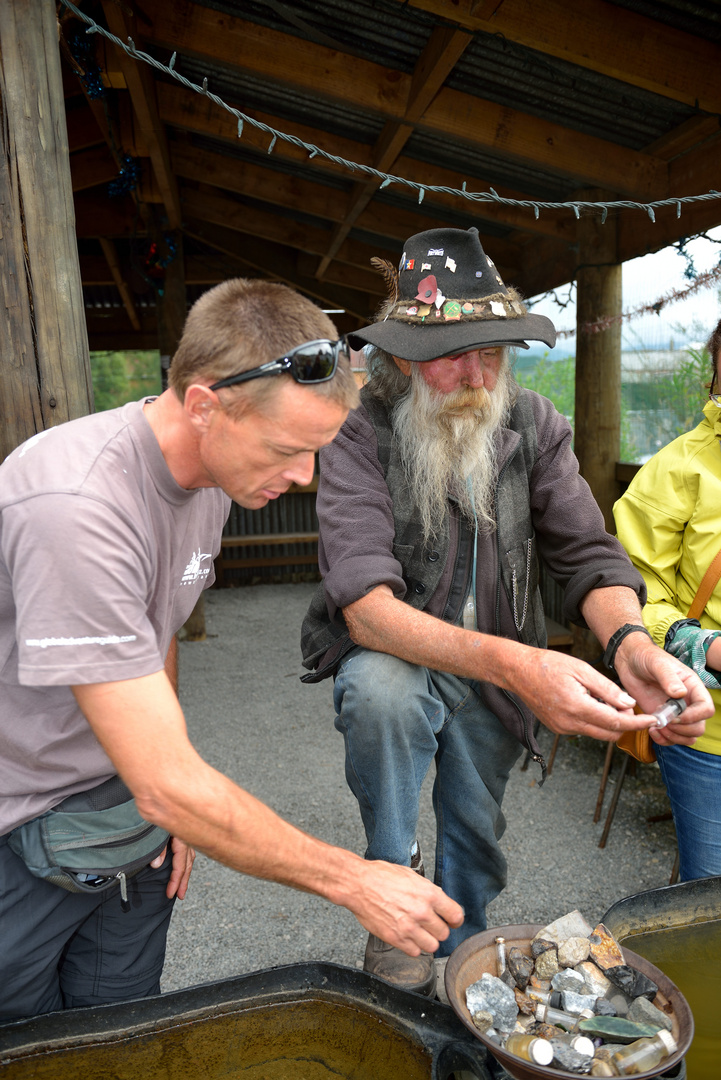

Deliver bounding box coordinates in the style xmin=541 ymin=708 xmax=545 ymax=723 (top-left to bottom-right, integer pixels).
xmin=614 ymin=320 xmax=721 ymax=881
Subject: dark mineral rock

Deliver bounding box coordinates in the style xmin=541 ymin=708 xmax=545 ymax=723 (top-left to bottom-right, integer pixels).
xmin=532 ymin=938 xmax=557 ymax=958
xmin=603 ymin=964 xmax=638 ymax=997
xmin=508 ymin=946 xmax=535 ymax=990
xmin=514 ymin=988 xmax=538 ymax=1015
xmin=630 ymin=970 xmax=658 ymax=1001
xmin=527 ymin=1021 xmax=562 ymax=1040
xmin=593 ymin=998 xmax=617 ymax=1016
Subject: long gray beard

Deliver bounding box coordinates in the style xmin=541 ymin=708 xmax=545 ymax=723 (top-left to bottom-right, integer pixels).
xmin=392 ymin=363 xmax=515 ymax=541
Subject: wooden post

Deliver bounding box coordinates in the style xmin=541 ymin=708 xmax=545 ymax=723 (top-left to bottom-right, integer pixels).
xmin=156 ymin=231 xmax=207 ymax=641
xmin=156 ymin=230 xmax=187 ymax=390
xmin=574 ymin=194 xmax=622 ymax=533
xmin=0 ymin=0 xmax=92 ymax=463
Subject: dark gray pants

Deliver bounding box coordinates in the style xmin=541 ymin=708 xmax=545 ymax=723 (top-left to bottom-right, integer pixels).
xmin=0 ymin=833 xmax=175 ymax=1022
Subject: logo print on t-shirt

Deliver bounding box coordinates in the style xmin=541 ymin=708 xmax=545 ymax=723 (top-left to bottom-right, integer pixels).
xmin=181 ymin=549 xmax=213 ymax=585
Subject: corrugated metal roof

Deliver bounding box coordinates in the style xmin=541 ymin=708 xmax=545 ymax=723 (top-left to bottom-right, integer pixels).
xmin=196 ymin=0 xmax=436 ymax=71
xmin=448 ymin=31 xmax=696 ymax=150
xmin=193 ymin=0 xmax=698 ymax=153
xmin=609 ymin=0 xmax=721 ymax=44
xmin=406 ymin=130 xmax=577 ymax=201
xmin=155 ymin=53 xmax=385 ymax=145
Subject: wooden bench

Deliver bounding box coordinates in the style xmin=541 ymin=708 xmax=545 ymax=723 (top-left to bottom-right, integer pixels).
xmin=214 ymin=531 xmax=320 ymax=585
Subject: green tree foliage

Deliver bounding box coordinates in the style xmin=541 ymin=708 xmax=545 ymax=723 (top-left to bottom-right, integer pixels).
xmin=516 ymin=353 xmax=575 ymax=425
xmin=515 ymin=344 xmax=710 ymax=463
xmin=90 ymin=351 xmax=162 ymax=412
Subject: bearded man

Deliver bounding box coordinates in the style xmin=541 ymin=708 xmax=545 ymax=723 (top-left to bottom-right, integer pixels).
xmin=301 ymin=227 xmax=711 ymax=996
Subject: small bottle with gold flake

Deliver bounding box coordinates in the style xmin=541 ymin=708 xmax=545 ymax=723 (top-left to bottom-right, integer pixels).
xmin=504 ymin=1032 xmax=553 ymax=1066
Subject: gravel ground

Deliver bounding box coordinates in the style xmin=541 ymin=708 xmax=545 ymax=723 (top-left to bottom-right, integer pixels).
xmin=161 ymin=583 xmax=678 ymax=993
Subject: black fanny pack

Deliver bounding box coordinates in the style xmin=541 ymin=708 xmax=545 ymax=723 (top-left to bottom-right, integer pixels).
xmin=8 ymin=776 xmax=170 ymax=908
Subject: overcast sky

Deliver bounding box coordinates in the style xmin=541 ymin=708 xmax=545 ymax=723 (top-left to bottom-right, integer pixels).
xmin=526 ymin=224 xmax=721 ymax=358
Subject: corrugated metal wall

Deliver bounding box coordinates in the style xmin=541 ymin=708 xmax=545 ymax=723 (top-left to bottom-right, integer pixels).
xmin=218 ymin=488 xmax=321 ymax=585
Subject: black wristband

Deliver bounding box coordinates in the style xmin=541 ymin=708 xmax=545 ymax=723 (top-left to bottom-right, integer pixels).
xmin=603 ymin=623 xmax=651 ymax=670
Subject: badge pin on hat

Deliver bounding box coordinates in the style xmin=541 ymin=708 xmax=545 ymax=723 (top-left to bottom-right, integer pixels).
xmin=348 ymin=227 xmax=557 ymax=363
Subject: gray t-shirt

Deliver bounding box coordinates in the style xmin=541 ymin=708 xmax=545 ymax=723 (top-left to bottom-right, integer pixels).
xmin=0 ymin=400 xmax=230 ymax=834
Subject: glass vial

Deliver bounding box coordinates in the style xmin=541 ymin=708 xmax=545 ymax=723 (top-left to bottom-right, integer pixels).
xmin=505 ymin=1032 xmax=554 ymax=1066
xmin=495 ymin=936 xmax=507 ymax=977
xmin=611 ymin=1030 xmax=677 ymax=1075
xmin=535 ymin=1003 xmax=593 ymax=1030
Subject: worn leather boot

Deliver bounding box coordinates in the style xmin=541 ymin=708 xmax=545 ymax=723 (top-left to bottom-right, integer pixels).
xmin=363 ymin=843 xmax=436 ymax=997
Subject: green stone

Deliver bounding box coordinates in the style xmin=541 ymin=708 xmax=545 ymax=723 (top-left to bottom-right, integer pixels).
xmin=577 ymin=1016 xmax=660 ymax=1043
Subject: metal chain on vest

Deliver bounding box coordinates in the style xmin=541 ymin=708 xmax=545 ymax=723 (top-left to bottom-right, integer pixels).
xmin=510 ymin=538 xmax=533 ymax=633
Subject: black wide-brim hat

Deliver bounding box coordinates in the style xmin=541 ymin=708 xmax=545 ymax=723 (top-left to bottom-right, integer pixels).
xmin=347 ymin=226 xmax=556 ymax=363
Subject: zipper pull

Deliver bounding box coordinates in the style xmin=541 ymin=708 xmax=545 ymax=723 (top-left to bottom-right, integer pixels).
xmin=117 ymin=871 xmax=130 ymax=913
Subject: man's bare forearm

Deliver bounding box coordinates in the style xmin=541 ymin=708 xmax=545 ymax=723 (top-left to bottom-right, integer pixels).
xmin=71 ymin=672 xmax=463 ymax=953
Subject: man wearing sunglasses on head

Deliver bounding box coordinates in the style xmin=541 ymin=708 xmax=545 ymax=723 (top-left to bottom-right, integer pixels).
xmin=0 ymin=277 xmax=463 ymax=1022
xmin=301 ymin=227 xmax=712 ymax=996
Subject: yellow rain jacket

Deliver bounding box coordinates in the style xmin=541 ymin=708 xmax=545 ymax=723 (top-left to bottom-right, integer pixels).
xmin=614 ymin=396 xmax=721 ymax=756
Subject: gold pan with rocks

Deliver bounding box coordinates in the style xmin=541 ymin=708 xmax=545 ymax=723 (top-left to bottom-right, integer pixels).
xmin=445 ymin=912 xmax=692 ymax=1080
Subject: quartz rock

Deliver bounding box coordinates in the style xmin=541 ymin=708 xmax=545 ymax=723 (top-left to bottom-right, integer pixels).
xmin=535 ymin=946 xmax=560 ymax=980
xmin=508 ymin=947 xmax=535 ymax=991
xmin=607 ymin=992 xmax=629 ymax=1017
xmin=559 ymin=936 xmax=591 ymax=968
xmin=627 ymin=995 xmax=673 ymax=1031
xmin=536 ymin=911 xmax=594 ymax=944
xmin=465 ymin=973 xmax=518 ymax=1033
xmin=532 ymin=937 xmax=557 ymax=959
xmin=550 ymin=1040 xmax=592 ymax=1074
xmin=575 ymin=961 xmax=612 ymax=998
xmin=552 ymin=968 xmax=586 ymax=994
xmin=562 ymin=990 xmax=597 ymax=1015
xmin=529 ymin=974 xmax=552 ymax=992
xmin=588 ymin=924 xmax=625 ymax=972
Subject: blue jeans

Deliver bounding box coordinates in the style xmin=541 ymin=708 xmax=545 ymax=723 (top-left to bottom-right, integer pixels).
xmin=333 ymin=647 xmax=522 ymax=955
xmin=656 ymin=743 xmax=721 ymax=881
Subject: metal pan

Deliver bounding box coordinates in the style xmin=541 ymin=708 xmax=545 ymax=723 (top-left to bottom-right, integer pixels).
xmin=0 ymin=960 xmax=491 ymax=1080
xmin=444 ymin=923 xmax=693 ymax=1080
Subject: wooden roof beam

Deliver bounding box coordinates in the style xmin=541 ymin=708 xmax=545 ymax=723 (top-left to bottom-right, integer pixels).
xmin=69 ymin=145 xmax=119 ymax=192
xmin=98 ymin=238 xmax=142 ymax=332
xmin=140 ymin=0 xmax=664 ymax=199
xmin=315 ymin=24 xmax=473 ymax=278
xmin=180 ymin=185 xmax=392 ymax=287
xmin=183 ymin=219 xmax=376 ymax=322
xmin=101 ymin=1 xmax=181 ymax=229
xmin=170 ymin=142 xmax=525 ymax=265
xmin=158 ymin=83 xmax=575 ymax=242
xmin=395 ymin=0 xmax=721 ymax=115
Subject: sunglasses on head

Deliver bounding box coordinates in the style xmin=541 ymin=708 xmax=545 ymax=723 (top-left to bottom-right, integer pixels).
xmin=208 ymin=338 xmax=349 ymax=391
